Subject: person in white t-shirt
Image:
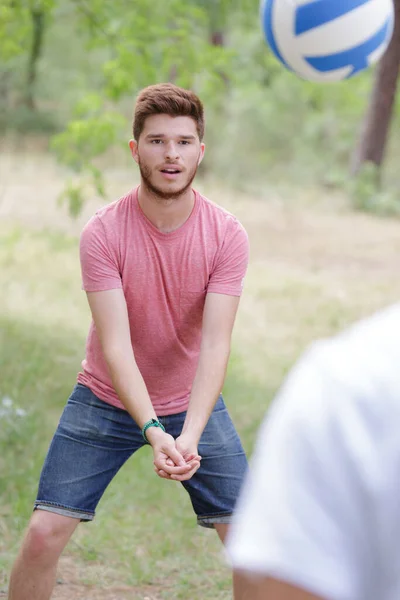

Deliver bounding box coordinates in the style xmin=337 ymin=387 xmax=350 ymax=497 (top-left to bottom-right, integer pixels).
xmin=228 ymin=303 xmax=400 ymax=600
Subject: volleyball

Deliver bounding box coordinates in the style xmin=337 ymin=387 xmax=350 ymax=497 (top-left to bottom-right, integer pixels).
xmin=261 ymin=0 xmax=395 ymax=82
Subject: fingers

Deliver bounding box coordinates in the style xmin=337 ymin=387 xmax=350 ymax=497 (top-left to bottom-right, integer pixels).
xmin=153 ymin=436 xmax=202 ymax=481
xmin=164 ymin=455 xmax=201 ymax=472
xmin=170 ymin=460 xmax=201 ymax=481
xmin=185 ymin=453 xmax=202 ymax=462
xmin=154 ymin=466 xmax=170 ymax=479
xmin=152 ymin=439 xmax=191 ymax=475
xmin=154 ymin=459 xmax=192 ymax=475
xmin=154 ymin=458 xmax=201 ymax=481
xmin=165 ymin=445 xmax=188 ymax=468
xmin=153 ymin=451 xmax=193 ymax=476
xmin=155 ymin=461 xmax=201 ymax=481
xmin=165 ymin=455 xmax=201 ymax=467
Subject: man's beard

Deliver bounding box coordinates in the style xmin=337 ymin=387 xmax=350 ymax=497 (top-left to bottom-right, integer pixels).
xmin=138 ymin=157 xmax=198 ymax=201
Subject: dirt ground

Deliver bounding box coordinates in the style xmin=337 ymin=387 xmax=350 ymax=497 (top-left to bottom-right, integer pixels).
xmin=0 ymin=555 xmax=162 ymax=599
xmin=45 ymin=557 xmax=161 ymax=600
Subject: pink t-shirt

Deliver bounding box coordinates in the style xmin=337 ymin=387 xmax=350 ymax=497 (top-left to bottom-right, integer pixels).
xmin=77 ymin=187 xmax=249 ymax=416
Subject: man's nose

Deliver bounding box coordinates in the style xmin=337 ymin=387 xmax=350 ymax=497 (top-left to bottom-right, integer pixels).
xmin=164 ymin=141 xmax=180 ymax=160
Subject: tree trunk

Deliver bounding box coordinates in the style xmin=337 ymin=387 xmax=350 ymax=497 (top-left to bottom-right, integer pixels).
xmin=351 ymin=0 xmax=400 ymax=176
xmin=210 ymin=29 xmax=230 ymax=87
xmin=211 ymin=30 xmax=224 ymax=47
xmin=24 ymin=7 xmax=46 ymax=110
xmin=0 ymin=69 xmax=12 ymax=110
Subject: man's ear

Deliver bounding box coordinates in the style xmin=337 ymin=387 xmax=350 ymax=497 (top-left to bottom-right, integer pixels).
xmin=198 ymin=143 xmax=206 ymax=165
xmin=129 ymin=139 xmax=139 ymax=164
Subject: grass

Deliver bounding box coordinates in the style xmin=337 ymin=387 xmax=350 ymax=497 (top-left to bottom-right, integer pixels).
xmin=1 ymin=167 xmax=400 ymax=597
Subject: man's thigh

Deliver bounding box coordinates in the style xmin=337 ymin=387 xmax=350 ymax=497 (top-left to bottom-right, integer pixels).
xmin=175 ymin=397 xmax=248 ymax=529
xmin=35 ymin=384 xmax=145 ymax=521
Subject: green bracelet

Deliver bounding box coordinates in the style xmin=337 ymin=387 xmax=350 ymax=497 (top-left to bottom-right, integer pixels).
xmin=142 ymin=418 xmax=165 ymax=443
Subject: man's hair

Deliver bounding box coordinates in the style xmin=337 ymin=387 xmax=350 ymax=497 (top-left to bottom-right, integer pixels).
xmin=133 ymin=83 xmax=205 ymax=141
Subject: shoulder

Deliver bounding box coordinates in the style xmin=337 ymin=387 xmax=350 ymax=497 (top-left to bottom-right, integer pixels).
xmin=197 ymin=192 xmax=249 ymax=259
xmin=197 ymin=191 xmax=247 ymax=236
xmin=95 ymin=189 xmax=135 ymax=227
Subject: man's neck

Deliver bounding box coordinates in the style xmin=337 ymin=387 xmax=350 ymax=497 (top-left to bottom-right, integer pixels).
xmin=137 ymin=186 xmax=195 ymax=233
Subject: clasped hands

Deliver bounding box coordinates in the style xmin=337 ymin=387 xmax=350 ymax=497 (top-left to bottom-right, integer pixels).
xmin=146 ymin=428 xmax=201 ymax=482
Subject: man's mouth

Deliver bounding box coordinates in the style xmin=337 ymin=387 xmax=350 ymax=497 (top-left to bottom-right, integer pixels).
xmin=160 ymin=167 xmax=181 ymax=174
xmin=159 ymin=166 xmax=182 ymax=181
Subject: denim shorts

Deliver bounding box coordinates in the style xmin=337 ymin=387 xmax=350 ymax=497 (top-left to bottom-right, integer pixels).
xmin=34 ymin=384 xmax=248 ymax=528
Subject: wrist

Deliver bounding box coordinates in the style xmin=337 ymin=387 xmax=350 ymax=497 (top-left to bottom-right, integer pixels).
xmin=145 ymin=424 xmax=167 ymax=446
xmin=141 ymin=417 xmax=166 ymax=444
xmin=180 ymin=427 xmax=201 ymax=446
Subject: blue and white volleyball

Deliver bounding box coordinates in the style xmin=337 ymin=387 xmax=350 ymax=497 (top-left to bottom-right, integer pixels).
xmin=261 ymin=0 xmax=395 ymax=82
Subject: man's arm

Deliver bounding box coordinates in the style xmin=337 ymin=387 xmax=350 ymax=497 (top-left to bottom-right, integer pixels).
xmin=182 ymin=292 xmax=240 ymax=439
xmin=86 ymin=289 xmax=194 ymax=476
xmin=156 ymin=292 xmax=240 ymax=481
xmin=234 ymin=573 xmax=324 ymax=600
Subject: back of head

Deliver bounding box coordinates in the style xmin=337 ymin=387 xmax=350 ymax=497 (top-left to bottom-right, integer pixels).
xmin=133 ymin=83 xmax=205 ymax=141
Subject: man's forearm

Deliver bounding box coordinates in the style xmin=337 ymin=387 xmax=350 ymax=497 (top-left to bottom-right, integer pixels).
xmin=105 ymin=347 xmax=193 ymax=472
xmin=181 ymin=341 xmax=231 ymax=441
xmin=104 ymin=347 xmax=157 ymax=429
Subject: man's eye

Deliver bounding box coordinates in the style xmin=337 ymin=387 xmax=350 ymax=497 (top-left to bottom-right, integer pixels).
xmin=151 ymin=139 xmax=163 ymax=144
xmin=179 ymin=141 xmax=189 ymax=145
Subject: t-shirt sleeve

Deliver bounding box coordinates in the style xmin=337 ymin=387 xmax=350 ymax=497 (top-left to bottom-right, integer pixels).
xmin=227 ymin=349 xmax=373 ymax=600
xmin=80 ymin=215 xmax=122 ymax=292
xmin=207 ymin=217 xmax=249 ymax=296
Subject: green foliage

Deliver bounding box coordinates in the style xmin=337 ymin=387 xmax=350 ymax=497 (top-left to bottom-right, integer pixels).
xmin=348 ymin=162 xmax=400 ymax=217
xmin=56 ymin=166 xmax=107 ymax=217
xmin=1 ymin=0 xmax=251 ymax=214
xmin=51 ymin=106 xmax=125 ymax=171
xmin=1 ymin=0 xmax=400 ymax=216
xmin=0 ymin=0 xmax=57 ymax=132
xmin=51 ymin=98 xmax=125 ymax=205
xmin=205 ymin=60 xmax=375 ymax=191
xmin=0 ymin=1 xmax=31 ymax=60
xmin=72 ymin=0 xmax=234 ymax=96
xmin=57 ymin=181 xmax=85 ymax=217
xmin=0 ymin=0 xmax=54 ymax=65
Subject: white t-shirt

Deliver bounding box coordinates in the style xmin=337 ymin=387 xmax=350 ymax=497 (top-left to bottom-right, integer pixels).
xmin=228 ymin=304 xmax=400 ymax=600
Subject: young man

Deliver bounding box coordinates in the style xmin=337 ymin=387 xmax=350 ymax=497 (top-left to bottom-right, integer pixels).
xmin=8 ymin=83 xmax=249 ymax=600
xmin=227 ymin=303 xmax=400 ymax=600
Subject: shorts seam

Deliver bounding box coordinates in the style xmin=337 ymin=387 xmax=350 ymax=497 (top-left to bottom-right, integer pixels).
xmin=197 ymin=513 xmax=233 ymax=529
xmin=34 ymin=500 xmax=95 ymax=516
xmin=197 ymin=511 xmax=232 ymax=520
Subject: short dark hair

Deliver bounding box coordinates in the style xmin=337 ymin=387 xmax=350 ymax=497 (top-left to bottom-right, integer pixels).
xmin=133 ymin=83 xmax=205 ymax=141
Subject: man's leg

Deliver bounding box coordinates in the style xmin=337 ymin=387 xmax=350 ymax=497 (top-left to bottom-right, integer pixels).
xmin=8 ymin=383 xmax=145 ymax=600
xmin=8 ymin=510 xmax=79 ymax=600
xmin=179 ymin=396 xmax=248 ymax=532
xmin=214 ymin=523 xmax=229 ymax=544
xmin=214 ymin=523 xmax=254 ymax=600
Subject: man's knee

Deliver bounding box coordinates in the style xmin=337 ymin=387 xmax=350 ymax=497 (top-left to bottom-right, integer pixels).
xmin=22 ymin=510 xmax=79 ymax=563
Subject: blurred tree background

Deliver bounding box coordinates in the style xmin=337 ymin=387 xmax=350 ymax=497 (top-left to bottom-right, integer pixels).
xmin=1 ymin=0 xmax=400 ymax=214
